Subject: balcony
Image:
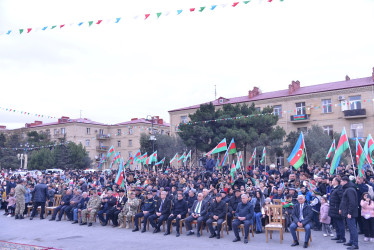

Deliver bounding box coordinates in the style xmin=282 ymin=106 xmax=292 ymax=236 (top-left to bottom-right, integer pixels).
xmin=96 ymin=146 xmax=109 ymax=151
xmin=53 ymin=133 xmax=65 ymax=139
xmin=343 ymin=109 xmax=366 ymax=119
xmin=290 ymin=114 xmax=310 ymax=123
xmin=96 ymin=134 xmax=110 ymax=140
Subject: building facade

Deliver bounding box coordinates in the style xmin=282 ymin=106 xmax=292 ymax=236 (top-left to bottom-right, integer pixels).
xmin=169 ymin=69 xmax=374 ymax=166
xmin=3 ymin=116 xmax=170 ymax=168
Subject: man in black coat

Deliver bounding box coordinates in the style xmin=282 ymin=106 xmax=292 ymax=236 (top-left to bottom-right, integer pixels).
xmin=98 ymin=190 xmax=117 ymax=226
xmin=165 ymin=193 xmax=188 ymax=237
xmin=149 ymin=191 xmax=171 ymax=233
xmin=290 ymin=194 xmax=313 ymax=248
xmin=50 ymin=189 xmax=73 ymax=221
xmin=328 ymin=177 xmax=345 ymax=243
xmin=30 ymin=179 xmax=49 ymax=220
xmin=339 ymin=176 xmax=359 ymax=250
xmin=185 ymin=193 xmax=209 ymax=237
xmin=206 ymin=193 xmax=226 ymax=239
xmin=227 ymin=189 xmax=241 ymax=230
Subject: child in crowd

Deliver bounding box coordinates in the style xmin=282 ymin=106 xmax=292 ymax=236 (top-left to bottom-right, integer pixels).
xmin=6 ymin=193 xmax=16 ymax=217
xmin=320 ymin=196 xmax=333 ymax=237
xmin=360 ymin=193 xmax=374 ymax=242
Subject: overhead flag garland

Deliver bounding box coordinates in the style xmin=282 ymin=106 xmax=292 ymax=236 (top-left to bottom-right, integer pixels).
xmin=0 ymin=1 xmax=285 ymax=37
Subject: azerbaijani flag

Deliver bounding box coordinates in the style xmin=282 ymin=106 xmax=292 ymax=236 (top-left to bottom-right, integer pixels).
xmin=155 ymin=157 xmax=165 ymax=166
xmin=115 ymin=159 xmax=125 ymax=187
xmin=356 ymin=139 xmax=366 ymax=177
xmin=260 ymin=147 xmax=266 ymax=164
xmin=238 ymin=151 xmax=243 ymax=164
xmin=170 ymin=153 xmax=178 ymax=165
xmin=106 ymin=145 xmax=115 ymax=158
xmin=206 ymin=138 xmax=227 ymax=156
xmin=178 ymin=152 xmax=186 ymax=163
xmin=138 ymin=152 xmax=148 ymax=164
xmin=330 ymin=128 xmax=350 ymax=174
xmin=110 ymin=152 xmax=121 ymax=170
xmin=364 ymin=134 xmax=374 ymax=164
xmin=306 ymin=180 xmax=316 ymax=193
xmin=287 ymin=132 xmax=305 ymax=170
xmin=146 ymin=151 xmax=157 ymax=165
xmin=227 ymin=138 xmax=237 ymax=154
xmin=235 ymin=157 xmax=241 ymax=170
xmin=219 ymin=148 xmax=229 ymax=167
xmin=183 ymin=150 xmax=191 ymax=163
xmin=132 ymin=150 xmax=141 ymax=164
xmin=230 ymin=160 xmax=236 ymax=185
xmin=326 ymin=139 xmax=336 ymax=159
xmin=249 ymin=148 xmax=256 ymax=164
xmin=98 ymin=155 xmax=106 ymax=169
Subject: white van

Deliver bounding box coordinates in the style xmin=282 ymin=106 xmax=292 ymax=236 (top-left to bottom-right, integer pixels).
xmin=83 ymin=169 xmax=96 ymax=174
xmin=46 ymin=169 xmax=64 ymax=175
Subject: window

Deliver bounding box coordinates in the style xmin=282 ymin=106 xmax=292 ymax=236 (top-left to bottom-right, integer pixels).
xmin=54 ymin=129 xmax=58 ymax=135
xmin=323 ymin=125 xmax=333 ymax=137
xmin=296 ymin=102 xmax=306 ymax=115
xmin=128 ymin=140 xmax=132 ymax=147
xmin=86 ymin=128 xmax=90 ymax=135
xmin=349 ymin=96 xmax=361 ymax=110
xmin=255 ymin=107 xmax=261 ymax=112
xmin=322 ymin=99 xmax=332 ymax=113
xmin=129 ymin=128 xmax=133 ymax=135
xmin=273 ymin=105 xmax=282 ymax=118
xmin=61 ymin=128 xmax=65 ymax=134
xmin=85 ymin=139 xmax=90 ymax=147
xmin=117 ymin=129 xmax=121 ymax=136
xmin=117 ymin=140 xmax=121 ymax=147
xmin=181 ymin=116 xmax=188 ymax=124
xmin=297 ymin=127 xmax=308 ymax=133
xmin=351 ymin=123 xmax=363 ymax=138
xmin=99 ymin=129 xmax=104 ymax=135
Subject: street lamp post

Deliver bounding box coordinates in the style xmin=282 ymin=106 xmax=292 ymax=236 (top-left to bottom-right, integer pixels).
xmin=146 ymin=115 xmax=156 ymax=152
xmin=17 ymin=153 xmax=24 ymax=170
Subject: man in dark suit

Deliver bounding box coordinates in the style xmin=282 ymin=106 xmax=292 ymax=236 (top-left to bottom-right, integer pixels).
xmin=149 ymin=191 xmax=171 ymax=233
xmin=290 ymin=194 xmax=313 ymax=248
xmin=206 ymin=193 xmax=226 ymax=239
xmin=232 ymin=194 xmax=254 ymax=244
xmin=185 ymin=193 xmax=209 ymax=237
xmin=165 ymin=193 xmax=188 ymax=237
xmin=30 ymin=179 xmax=49 ymax=220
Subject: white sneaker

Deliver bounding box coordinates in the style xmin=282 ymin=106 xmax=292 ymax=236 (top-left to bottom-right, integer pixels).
xmin=329 ymin=234 xmax=334 ymax=237
xmin=364 ymin=237 xmax=369 ymax=242
xmin=7 ymin=214 xmax=11 ymax=217
xmin=370 ymin=238 xmax=374 ymax=242
xmin=323 ymin=234 xmax=327 ymax=237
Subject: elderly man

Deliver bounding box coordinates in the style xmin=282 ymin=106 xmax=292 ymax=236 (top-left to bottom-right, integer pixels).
xmin=232 ymin=194 xmax=254 ymax=244
xmin=206 ymin=193 xmax=226 ymax=239
xmin=149 ymin=191 xmax=171 ymax=233
xmin=72 ymin=191 xmax=89 ymax=224
xmin=98 ymin=190 xmax=117 ymax=226
xmin=65 ymin=189 xmax=82 ymax=221
xmin=185 ymin=193 xmax=209 ymax=237
xmin=80 ymin=189 xmax=102 ymax=226
xmin=339 ymin=176 xmax=359 ymax=250
xmin=290 ymin=194 xmax=313 ymax=248
xmin=118 ymin=191 xmax=140 ymax=229
xmin=50 ymin=189 xmax=72 ymax=221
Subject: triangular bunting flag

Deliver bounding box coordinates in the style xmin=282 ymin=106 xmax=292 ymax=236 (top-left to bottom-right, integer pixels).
xmin=145 ymin=14 xmax=150 ymax=20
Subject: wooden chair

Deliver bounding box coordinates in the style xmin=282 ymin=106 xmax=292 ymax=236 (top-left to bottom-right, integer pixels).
xmin=130 ymin=199 xmax=142 ymax=229
xmin=78 ymin=210 xmax=97 ymax=223
xmin=45 ymin=195 xmax=62 ymax=218
xmin=239 ymin=223 xmax=255 ymax=239
xmin=170 ymin=218 xmax=185 ymax=234
xmin=206 ymin=203 xmax=229 ymax=238
xmin=296 ymin=227 xmax=312 ymax=246
xmin=273 ymin=199 xmax=282 ymax=205
xmin=189 ymin=220 xmax=204 ymax=235
xmin=265 ymin=204 xmax=284 ymax=243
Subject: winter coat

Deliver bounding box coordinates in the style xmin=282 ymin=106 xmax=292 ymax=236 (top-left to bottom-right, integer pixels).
xmin=339 ymin=181 xmax=358 ymax=218
xmin=360 ymin=200 xmax=374 ymax=218
xmin=328 ymin=185 xmax=343 ymax=218
xmin=319 ymin=203 xmax=331 ymax=224
xmin=32 ymin=183 xmax=49 ymax=203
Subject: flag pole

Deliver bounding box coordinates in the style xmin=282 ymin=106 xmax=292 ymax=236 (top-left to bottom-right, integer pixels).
xmin=346 ymin=129 xmax=356 ymax=177
xmin=302 ymin=132 xmax=310 ymax=167
xmin=264 ymin=147 xmax=267 ymax=173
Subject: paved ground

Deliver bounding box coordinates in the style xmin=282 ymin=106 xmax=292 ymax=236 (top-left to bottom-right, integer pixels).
xmin=0 ymin=214 xmax=372 ymax=250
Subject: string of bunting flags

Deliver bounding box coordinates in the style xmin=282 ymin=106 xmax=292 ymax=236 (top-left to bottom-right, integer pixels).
xmin=0 ymin=0 xmax=284 ymax=36
xmin=0 ymin=106 xmax=57 ymax=119
xmin=0 ymin=142 xmax=69 ymax=151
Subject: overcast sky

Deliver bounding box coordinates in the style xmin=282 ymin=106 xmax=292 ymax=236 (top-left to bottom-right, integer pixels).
xmin=1 ymin=0 xmax=374 ymax=129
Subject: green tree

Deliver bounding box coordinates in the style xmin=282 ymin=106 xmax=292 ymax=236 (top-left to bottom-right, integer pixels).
xmin=28 ymin=148 xmax=55 ymax=170
xmin=178 ymin=103 xmax=286 ymax=163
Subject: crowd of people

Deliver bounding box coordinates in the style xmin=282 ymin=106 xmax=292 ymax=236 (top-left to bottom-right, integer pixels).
xmin=1 ymin=154 xmax=374 ymax=249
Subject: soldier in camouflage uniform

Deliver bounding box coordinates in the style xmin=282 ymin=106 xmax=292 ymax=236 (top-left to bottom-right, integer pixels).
xmin=15 ymin=179 xmax=26 ymax=219
xmin=118 ymin=192 xmax=140 ymax=228
xmin=80 ymin=189 xmax=101 ymax=226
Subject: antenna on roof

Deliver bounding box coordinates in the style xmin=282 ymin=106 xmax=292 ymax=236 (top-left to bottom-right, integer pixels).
xmin=214 ymin=85 xmax=216 ymax=100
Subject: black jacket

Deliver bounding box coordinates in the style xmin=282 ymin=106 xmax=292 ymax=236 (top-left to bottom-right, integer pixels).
xmin=77 ymin=197 xmax=90 ymax=210
xmin=339 ymin=182 xmax=358 ymax=218
xmin=328 ymin=185 xmax=343 ymax=218
xmin=61 ymin=193 xmax=73 ymax=206
xmin=156 ymin=198 xmax=171 ymax=216
xmin=172 ymin=199 xmax=188 ymax=216
xmin=235 ymin=202 xmax=254 ymax=222
xmin=190 ymin=200 xmax=209 ymax=217
xmin=209 ymin=200 xmax=226 ymax=220
xmin=228 ymin=195 xmax=241 ymax=213
xmin=187 ymin=195 xmax=197 ymax=209
xmin=6 ymin=181 xmax=16 ymax=195
xmin=291 ymin=203 xmax=313 ymax=226
xmin=32 ymin=183 xmax=49 ymax=203
xmin=142 ymin=198 xmax=156 ymax=214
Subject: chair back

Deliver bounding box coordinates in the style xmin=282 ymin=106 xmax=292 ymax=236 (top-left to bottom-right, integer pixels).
xmin=54 ymin=195 xmax=62 ymax=207
xmin=268 ymin=205 xmax=283 ymax=224
xmin=137 ymin=199 xmax=142 ymax=213
xmin=273 ymin=199 xmax=282 ymax=205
